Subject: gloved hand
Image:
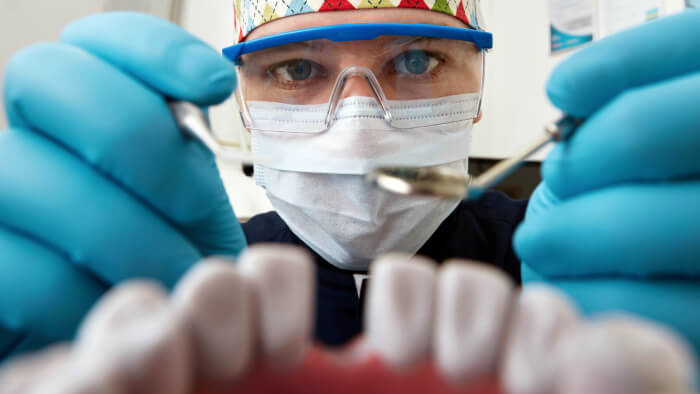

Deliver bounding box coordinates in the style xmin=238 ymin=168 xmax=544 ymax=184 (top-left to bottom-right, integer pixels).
xmin=0 ymin=12 xmax=246 ymax=360
xmin=514 ymin=9 xmax=700 ymax=358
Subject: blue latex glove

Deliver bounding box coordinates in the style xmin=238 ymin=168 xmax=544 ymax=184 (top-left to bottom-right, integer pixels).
xmin=514 ymin=10 xmax=700 ymax=359
xmin=0 ymin=12 xmax=246 ymax=361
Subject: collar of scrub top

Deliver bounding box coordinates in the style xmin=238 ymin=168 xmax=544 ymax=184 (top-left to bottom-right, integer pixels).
xmin=222 ymin=23 xmax=493 ymax=64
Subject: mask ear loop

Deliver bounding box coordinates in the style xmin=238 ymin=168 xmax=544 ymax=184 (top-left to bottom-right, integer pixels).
xmin=324 ymin=66 xmax=394 ymax=131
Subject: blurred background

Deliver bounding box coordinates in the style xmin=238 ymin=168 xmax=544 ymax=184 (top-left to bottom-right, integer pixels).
xmin=0 ymin=0 xmax=693 ymax=220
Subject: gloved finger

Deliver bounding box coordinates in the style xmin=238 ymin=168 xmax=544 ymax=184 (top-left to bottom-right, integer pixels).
xmin=0 ymin=227 xmax=104 ymax=351
xmin=62 ymin=12 xmax=235 ymax=106
xmin=3 ymin=43 xmax=244 ymax=257
xmin=546 ymin=10 xmax=700 ymax=118
xmin=522 ymin=265 xmax=700 ymax=357
xmin=0 ymin=130 xmax=201 ymax=288
xmin=543 ymin=70 xmax=700 ymax=198
xmin=514 ymin=181 xmax=700 ymax=278
xmin=520 ymin=182 xmax=561 ymax=220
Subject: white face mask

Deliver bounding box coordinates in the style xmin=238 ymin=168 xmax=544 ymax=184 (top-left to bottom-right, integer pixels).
xmin=251 ymin=94 xmax=478 ymax=271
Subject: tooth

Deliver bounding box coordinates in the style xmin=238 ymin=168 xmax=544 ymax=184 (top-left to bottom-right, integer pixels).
xmin=0 ymin=345 xmax=72 ymax=394
xmin=434 ymin=260 xmax=514 ymax=385
xmin=74 ymin=281 xmax=191 ymax=394
xmin=365 ymin=254 xmax=437 ymax=369
xmin=28 ymin=371 xmax=123 ymax=394
xmin=237 ymin=244 xmax=315 ymax=368
xmin=172 ymin=258 xmax=254 ymax=381
xmin=559 ymin=317 xmax=697 ymax=394
xmin=501 ymin=285 xmax=579 ymax=394
xmin=0 ymin=344 xmax=121 ymax=394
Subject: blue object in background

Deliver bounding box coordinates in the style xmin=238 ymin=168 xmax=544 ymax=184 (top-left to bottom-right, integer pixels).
xmin=550 ymin=25 xmax=592 ymax=53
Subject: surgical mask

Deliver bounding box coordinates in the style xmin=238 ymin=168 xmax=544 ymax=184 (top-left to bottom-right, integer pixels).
xmin=252 ymin=94 xmax=477 ymax=271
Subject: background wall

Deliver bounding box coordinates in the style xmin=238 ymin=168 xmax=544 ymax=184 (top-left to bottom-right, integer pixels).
xmin=0 ymin=0 xmax=177 ymax=129
xmin=1 ymin=1 xmax=102 ymax=131
xmin=476 ymin=2 xmax=569 ymax=161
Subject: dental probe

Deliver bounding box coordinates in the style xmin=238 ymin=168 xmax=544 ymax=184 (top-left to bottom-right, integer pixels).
xmin=366 ymin=115 xmax=582 ymax=200
xmin=169 ymin=101 xmax=271 ymax=165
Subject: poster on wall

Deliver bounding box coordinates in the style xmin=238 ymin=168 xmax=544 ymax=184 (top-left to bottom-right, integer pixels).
xmin=597 ymin=0 xmax=664 ymax=38
xmin=549 ymin=0 xmax=594 ymax=53
xmin=102 ymin=0 xmax=180 ymax=21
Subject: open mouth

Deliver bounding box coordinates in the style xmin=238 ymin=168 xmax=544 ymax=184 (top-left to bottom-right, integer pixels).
xmin=1 ymin=245 xmax=694 ymax=394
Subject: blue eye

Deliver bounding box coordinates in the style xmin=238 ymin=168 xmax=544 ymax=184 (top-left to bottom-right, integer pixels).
xmin=272 ymin=59 xmax=314 ymax=81
xmin=395 ymin=50 xmax=438 ymax=75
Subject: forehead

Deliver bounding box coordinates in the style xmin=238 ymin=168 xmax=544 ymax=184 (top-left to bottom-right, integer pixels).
xmin=246 ymin=8 xmax=469 ymax=40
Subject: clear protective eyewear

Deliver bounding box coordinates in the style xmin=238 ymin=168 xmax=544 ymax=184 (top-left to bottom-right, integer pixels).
xmin=222 ymin=23 xmax=493 ymax=134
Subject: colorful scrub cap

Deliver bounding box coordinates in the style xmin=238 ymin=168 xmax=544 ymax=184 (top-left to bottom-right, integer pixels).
xmin=233 ymin=0 xmax=485 ymax=43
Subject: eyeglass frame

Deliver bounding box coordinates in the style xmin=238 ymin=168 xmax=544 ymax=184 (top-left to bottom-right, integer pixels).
xmin=223 ymin=23 xmax=493 ymax=64
xmin=222 ymin=23 xmax=492 ymax=133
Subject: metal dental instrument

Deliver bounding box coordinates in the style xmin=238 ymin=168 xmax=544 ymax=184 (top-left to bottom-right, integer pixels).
xmin=366 ymin=116 xmax=582 ymax=200
xmin=169 ymin=101 xmax=269 ymax=165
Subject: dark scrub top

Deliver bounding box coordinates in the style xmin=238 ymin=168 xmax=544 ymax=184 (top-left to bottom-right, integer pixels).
xmin=242 ymin=190 xmax=528 ymax=347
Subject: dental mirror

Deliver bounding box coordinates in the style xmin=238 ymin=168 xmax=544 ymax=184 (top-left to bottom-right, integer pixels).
xmin=367 ymin=116 xmax=582 ymax=201
xmin=366 ymin=166 xmax=472 ymax=200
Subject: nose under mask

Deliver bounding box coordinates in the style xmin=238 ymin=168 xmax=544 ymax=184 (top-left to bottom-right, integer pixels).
xmin=251 ymin=94 xmax=478 ymax=270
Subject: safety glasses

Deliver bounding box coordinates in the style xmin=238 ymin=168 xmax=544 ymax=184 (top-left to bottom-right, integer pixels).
xmin=223 ymin=23 xmax=492 ymax=133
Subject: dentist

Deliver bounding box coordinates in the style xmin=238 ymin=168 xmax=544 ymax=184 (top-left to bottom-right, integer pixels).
xmin=0 ymin=0 xmax=699 ymax=371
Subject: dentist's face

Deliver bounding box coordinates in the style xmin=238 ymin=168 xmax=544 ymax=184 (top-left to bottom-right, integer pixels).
xmin=240 ymin=9 xmax=484 ymax=122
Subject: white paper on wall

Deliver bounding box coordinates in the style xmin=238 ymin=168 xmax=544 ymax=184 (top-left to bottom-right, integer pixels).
xmin=102 ymin=0 xmax=181 ymax=21
xmin=597 ymin=0 xmax=665 ymax=37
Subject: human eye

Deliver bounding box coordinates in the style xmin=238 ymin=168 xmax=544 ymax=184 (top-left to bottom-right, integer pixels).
xmin=393 ymin=50 xmax=441 ymax=76
xmin=268 ymin=59 xmax=326 ymax=85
